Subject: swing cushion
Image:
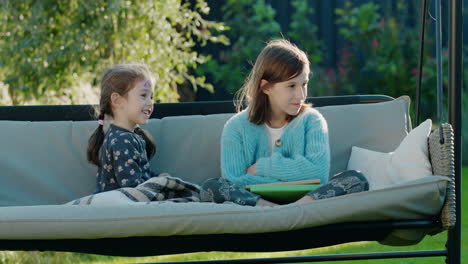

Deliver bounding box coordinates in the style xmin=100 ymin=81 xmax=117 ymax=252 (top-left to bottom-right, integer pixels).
xmin=0 ymin=176 xmax=446 ymax=242
xmin=347 ymin=119 xmax=433 ymax=190
xmin=0 ymin=96 xmax=448 ymax=247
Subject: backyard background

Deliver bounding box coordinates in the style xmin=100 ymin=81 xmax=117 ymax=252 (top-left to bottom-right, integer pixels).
xmin=0 ymin=0 xmax=466 ymax=263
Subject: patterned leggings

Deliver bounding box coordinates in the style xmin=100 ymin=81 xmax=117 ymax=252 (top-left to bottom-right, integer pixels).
xmin=200 ymin=170 xmax=369 ymax=206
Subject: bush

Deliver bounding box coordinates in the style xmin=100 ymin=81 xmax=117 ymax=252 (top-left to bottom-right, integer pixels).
xmin=462 ymin=51 xmax=468 ymax=165
xmin=196 ymin=0 xmax=323 ymax=96
xmin=462 ymin=91 xmax=468 ymax=166
xmin=195 ymin=0 xmax=281 ymax=96
xmin=332 ymin=0 xmax=445 ymax=120
xmin=0 ymin=0 xmax=228 ymax=105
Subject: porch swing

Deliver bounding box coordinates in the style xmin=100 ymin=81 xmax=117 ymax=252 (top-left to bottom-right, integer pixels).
xmin=0 ymin=0 xmax=462 ymax=263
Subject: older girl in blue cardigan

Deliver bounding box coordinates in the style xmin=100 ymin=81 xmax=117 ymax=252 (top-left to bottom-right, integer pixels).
xmin=201 ymin=39 xmax=368 ymax=206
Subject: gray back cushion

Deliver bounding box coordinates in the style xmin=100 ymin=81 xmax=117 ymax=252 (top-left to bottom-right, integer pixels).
xmin=148 ymin=114 xmax=232 ymax=184
xmin=321 ymin=96 xmax=410 ymax=175
xmin=0 ymin=97 xmax=410 ymax=206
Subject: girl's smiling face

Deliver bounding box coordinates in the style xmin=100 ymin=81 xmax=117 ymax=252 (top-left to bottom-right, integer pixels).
xmin=262 ymin=69 xmax=309 ymax=125
xmin=113 ymin=79 xmax=154 ymax=130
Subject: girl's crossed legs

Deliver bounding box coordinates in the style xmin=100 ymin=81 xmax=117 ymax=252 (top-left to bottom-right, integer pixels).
xmin=200 ymin=170 xmax=369 ymax=206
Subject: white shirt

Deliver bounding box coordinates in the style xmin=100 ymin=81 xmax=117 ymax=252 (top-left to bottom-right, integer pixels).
xmin=265 ymin=123 xmax=287 ymax=153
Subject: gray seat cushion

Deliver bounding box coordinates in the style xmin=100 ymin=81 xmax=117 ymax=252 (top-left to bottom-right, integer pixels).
xmin=0 ymin=176 xmax=447 ymax=242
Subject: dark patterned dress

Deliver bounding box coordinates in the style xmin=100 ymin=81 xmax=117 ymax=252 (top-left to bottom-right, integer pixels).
xmin=95 ymin=124 xmax=157 ymax=193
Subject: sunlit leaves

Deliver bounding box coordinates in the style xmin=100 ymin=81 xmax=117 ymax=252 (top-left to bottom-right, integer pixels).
xmin=0 ymin=0 xmax=228 ymax=104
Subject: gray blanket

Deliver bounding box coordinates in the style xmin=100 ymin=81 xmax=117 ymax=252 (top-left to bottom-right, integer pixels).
xmin=68 ymin=173 xmax=200 ymax=205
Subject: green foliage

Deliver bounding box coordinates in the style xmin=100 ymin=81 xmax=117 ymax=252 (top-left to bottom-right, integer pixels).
xmin=331 ymin=1 xmax=468 ymax=166
xmin=287 ymin=0 xmax=325 ymax=97
xmin=461 ymin=47 xmax=468 ymax=165
xmin=287 ymin=0 xmax=322 ymax=65
xmin=0 ymin=0 xmax=228 ymax=104
xmin=463 ymin=91 xmax=468 ymax=166
xmin=196 ymin=0 xmax=323 ymax=96
xmin=332 ymin=0 xmax=444 ymax=120
xmin=335 ymin=2 xmax=381 ymax=43
xmin=196 ymin=0 xmax=282 ymax=95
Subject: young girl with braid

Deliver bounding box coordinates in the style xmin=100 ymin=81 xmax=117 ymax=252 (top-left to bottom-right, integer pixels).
xmin=201 ymin=39 xmax=369 ymax=206
xmin=87 ymin=63 xmax=198 ymax=194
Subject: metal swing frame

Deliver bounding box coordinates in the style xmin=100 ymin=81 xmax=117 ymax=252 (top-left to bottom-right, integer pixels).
xmin=0 ymin=0 xmax=462 ymax=263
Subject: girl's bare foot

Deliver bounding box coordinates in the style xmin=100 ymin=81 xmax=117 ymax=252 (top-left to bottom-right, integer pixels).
xmin=294 ymin=195 xmax=315 ymax=204
xmin=256 ymin=198 xmax=278 ymax=206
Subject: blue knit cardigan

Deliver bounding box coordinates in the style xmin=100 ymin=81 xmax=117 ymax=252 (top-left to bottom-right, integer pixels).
xmin=221 ymin=107 xmax=331 ymax=188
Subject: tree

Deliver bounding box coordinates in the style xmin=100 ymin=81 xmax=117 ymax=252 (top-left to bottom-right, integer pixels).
xmin=195 ymin=0 xmax=323 ymax=97
xmin=0 ymin=0 xmax=228 ymax=105
xmin=195 ymin=0 xmax=282 ymax=95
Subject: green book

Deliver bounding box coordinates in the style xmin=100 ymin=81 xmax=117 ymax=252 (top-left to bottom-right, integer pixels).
xmin=249 ymin=184 xmax=322 ymax=204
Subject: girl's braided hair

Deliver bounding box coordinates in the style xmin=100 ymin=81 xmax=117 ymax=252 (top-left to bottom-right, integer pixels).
xmin=87 ymin=63 xmax=156 ymax=167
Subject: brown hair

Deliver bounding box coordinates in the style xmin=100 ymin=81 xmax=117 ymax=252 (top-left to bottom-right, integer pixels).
xmin=87 ymin=63 xmax=156 ymax=167
xmin=235 ymin=39 xmax=310 ymax=125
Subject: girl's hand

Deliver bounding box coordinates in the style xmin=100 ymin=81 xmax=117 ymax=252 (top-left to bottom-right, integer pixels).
xmin=247 ymin=163 xmax=257 ymax=175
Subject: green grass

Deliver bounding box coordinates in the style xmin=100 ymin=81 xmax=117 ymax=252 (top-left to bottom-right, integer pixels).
xmin=1 ymin=169 xmax=466 ymax=264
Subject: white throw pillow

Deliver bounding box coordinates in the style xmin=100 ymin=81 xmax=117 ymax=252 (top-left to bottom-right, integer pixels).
xmin=347 ymin=119 xmax=433 ymax=190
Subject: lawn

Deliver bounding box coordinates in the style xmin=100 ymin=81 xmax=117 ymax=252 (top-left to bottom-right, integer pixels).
xmin=1 ymin=169 xmax=466 ymax=264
